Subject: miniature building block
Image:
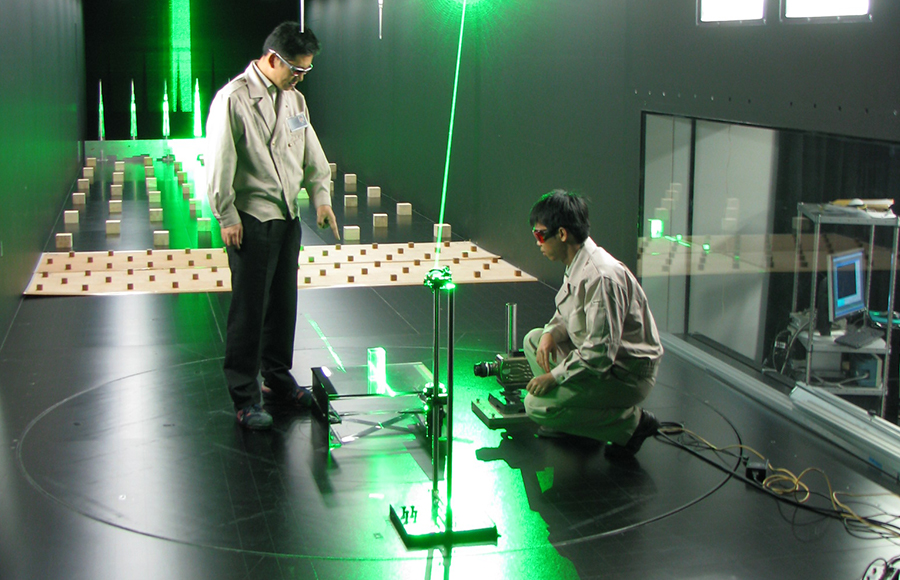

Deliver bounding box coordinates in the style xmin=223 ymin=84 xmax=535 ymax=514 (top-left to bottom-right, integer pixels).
xmin=106 ymin=220 xmax=121 ymax=235
xmin=77 ymin=178 xmax=90 ymax=192
xmin=55 ymin=233 xmax=73 ymax=250
xmin=189 ymin=199 xmax=197 ymax=217
xmin=367 ymin=186 xmax=381 ymax=199
xmin=85 ymin=157 xmax=97 ymax=167
xmin=198 ymin=217 xmax=211 ymax=231
xmin=329 ymin=162 xmax=337 ymax=179
xmin=72 ymin=192 xmax=85 ymax=206
xmin=153 ymin=230 xmax=170 ymax=248
xmin=114 ymin=161 xmax=125 ymax=172
xmin=143 ymin=156 xmax=154 ymax=167
xmin=146 ymin=177 xmax=158 ymax=190
xmin=145 ymin=166 xmax=155 ymax=177
xmin=64 ymin=210 xmax=79 ymax=224
xmin=82 ymin=167 xmax=94 ymax=181
xmin=397 ymin=202 xmax=412 ymax=216
xmin=174 ymin=161 xmax=183 ymax=172
xmin=109 ymin=199 xmax=122 ymax=213
xmin=329 ymin=180 xmax=335 ymax=195
xmin=110 ymin=184 xmax=123 ymax=199
xmin=434 ymin=223 xmax=451 ymax=240
xmin=182 ymin=184 xmax=191 ymax=198
xmin=177 ymin=171 xmax=187 ymax=184
xmin=343 ymin=225 xmax=360 ymax=240
xmin=344 ymin=195 xmax=358 ymax=207
xmin=112 ymin=171 xmax=124 ymax=184
xmin=150 ymin=208 xmax=163 ymax=222
xmin=344 ymin=174 xmax=357 ymax=187
xmin=149 ymin=190 xmax=161 ymax=203
xmin=373 ymin=213 xmax=388 ymax=228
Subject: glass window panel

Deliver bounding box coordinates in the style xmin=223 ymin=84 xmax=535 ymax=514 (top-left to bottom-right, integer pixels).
xmin=785 ymin=0 xmax=869 ymax=18
xmin=700 ymin=0 xmax=765 ymax=22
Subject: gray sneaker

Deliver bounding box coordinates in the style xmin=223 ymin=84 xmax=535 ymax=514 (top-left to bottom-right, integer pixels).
xmin=236 ymin=404 xmax=274 ymax=430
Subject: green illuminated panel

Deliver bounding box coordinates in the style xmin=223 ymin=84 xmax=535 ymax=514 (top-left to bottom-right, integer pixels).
xmin=130 ymin=80 xmax=137 ymax=139
xmin=98 ymin=80 xmax=105 ymax=140
xmin=170 ymin=0 xmax=193 ymax=112
xmin=193 ymin=79 xmax=202 ymax=137
xmin=162 ymin=80 xmax=171 ymax=138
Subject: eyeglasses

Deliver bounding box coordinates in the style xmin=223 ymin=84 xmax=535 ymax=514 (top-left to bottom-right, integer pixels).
xmin=269 ymin=50 xmax=314 ymax=75
xmin=532 ymin=227 xmax=558 ymax=244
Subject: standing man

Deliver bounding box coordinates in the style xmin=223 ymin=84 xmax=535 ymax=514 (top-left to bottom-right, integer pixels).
xmin=206 ymin=22 xmax=340 ymax=430
xmin=523 ymin=190 xmax=664 ymax=458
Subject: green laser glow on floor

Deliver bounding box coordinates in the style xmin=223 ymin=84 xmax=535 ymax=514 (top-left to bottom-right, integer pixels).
xmin=433 ymin=0 xmax=468 ymax=269
xmin=304 ymin=314 xmax=345 ymax=372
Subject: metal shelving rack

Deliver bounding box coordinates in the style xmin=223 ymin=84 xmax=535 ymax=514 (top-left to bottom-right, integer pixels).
xmin=791 ymin=203 xmax=900 ymax=415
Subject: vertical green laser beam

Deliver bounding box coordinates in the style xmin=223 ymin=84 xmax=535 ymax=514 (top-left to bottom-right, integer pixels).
xmin=433 ymin=0 xmax=467 ymax=269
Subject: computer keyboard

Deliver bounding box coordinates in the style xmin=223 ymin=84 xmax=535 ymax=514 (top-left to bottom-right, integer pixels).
xmin=834 ymin=326 xmax=884 ymax=349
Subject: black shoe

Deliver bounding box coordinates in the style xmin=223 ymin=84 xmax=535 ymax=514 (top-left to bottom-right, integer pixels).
xmin=236 ymin=404 xmax=274 ymax=430
xmin=263 ymin=383 xmax=314 ymax=409
xmin=605 ymin=410 xmax=659 ymax=459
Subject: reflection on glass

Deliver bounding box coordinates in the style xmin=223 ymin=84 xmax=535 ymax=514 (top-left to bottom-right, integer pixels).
xmin=640 ymin=113 xmax=900 ymax=410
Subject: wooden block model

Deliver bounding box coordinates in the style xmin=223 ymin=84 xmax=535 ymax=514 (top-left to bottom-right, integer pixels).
xmin=343 ymin=225 xmax=360 ymax=240
xmin=82 ymin=167 xmax=94 ymax=181
xmin=344 ymin=174 xmax=357 ymax=187
xmin=109 ymin=200 xmax=122 ymax=214
xmin=77 ymin=178 xmax=90 ymax=192
xmin=434 ymin=223 xmax=451 ymax=240
xmin=344 ymin=195 xmax=358 ymax=207
xmin=373 ymin=213 xmax=389 ymax=228
xmin=153 ymin=230 xmax=170 ymax=248
xmin=110 ymin=184 xmax=123 ymax=199
xmin=148 ymin=190 xmax=161 ymax=203
xmin=146 ymin=177 xmax=157 ymax=190
xmin=150 ymin=208 xmax=163 ymax=222
xmin=397 ymin=202 xmax=412 ymax=216
xmin=64 ymin=210 xmax=79 ymax=224
xmin=329 ymin=162 xmax=337 ymax=179
xmin=182 ymin=184 xmax=191 ymax=198
xmin=72 ymin=192 xmax=85 ymax=206
xmin=85 ymin=157 xmax=97 ymax=167
xmin=145 ymin=166 xmax=155 ymax=177
xmin=112 ymin=171 xmax=124 ymax=185
xmin=189 ymin=200 xmax=197 ymax=218
xmin=55 ymin=233 xmax=73 ymax=250
xmin=114 ymin=161 xmax=125 ymax=172
xmin=106 ymin=220 xmax=121 ymax=235
xmin=143 ymin=156 xmax=154 ymax=167
xmin=177 ymin=171 xmax=186 ymax=184
xmin=367 ymin=186 xmax=381 ymax=199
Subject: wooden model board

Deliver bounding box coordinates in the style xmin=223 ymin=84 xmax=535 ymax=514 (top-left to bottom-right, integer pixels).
xmin=25 ymin=241 xmax=535 ymax=296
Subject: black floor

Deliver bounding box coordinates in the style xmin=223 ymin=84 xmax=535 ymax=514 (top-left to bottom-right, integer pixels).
xmin=2 ymin=148 xmax=900 ymax=579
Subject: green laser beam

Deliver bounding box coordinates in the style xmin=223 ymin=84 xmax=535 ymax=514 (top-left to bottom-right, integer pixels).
xmin=304 ymin=314 xmax=345 ymax=372
xmin=433 ymin=0 xmax=468 ymax=269
xmin=170 ymin=0 xmax=192 ymax=112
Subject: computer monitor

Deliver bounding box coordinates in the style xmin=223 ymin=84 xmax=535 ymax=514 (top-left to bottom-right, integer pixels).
xmin=827 ymin=248 xmax=867 ymax=323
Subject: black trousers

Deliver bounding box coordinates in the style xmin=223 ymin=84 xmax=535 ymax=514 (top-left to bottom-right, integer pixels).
xmin=224 ymin=211 xmax=302 ymax=410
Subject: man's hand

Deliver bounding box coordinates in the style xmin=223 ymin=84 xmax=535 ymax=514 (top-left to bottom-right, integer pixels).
xmin=526 ymin=372 xmax=557 ymax=397
xmin=535 ymin=332 xmax=557 ymax=373
xmin=221 ymin=223 xmax=243 ymax=249
xmin=317 ymin=205 xmax=341 ymax=240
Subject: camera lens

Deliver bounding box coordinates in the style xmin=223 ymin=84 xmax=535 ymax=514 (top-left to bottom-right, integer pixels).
xmin=473 ymin=361 xmax=498 ymax=378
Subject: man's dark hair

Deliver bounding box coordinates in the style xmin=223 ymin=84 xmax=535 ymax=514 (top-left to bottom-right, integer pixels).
xmin=263 ymin=22 xmax=320 ymax=58
xmin=529 ymin=189 xmax=590 ymax=244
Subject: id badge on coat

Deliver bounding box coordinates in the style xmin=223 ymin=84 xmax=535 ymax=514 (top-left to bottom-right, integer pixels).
xmin=287 ymin=112 xmax=308 ymax=132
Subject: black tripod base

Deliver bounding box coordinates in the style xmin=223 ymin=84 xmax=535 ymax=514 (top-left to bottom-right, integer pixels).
xmin=389 ymin=503 xmax=498 ymax=549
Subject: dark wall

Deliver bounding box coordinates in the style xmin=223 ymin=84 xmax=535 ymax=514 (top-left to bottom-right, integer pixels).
xmin=304 ymin=0 xmax=629 ymax=282
xmin=304 ymin=0 xmax=900 ymax=282
xmin=0 ymin=0 xmax=85 ymax=344
xmin=77 ymin=0 xmax=900 ymax=287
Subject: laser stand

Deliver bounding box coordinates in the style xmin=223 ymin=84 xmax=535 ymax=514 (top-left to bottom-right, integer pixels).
xmin=389 ymin=267 xmax=499 ymax=549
